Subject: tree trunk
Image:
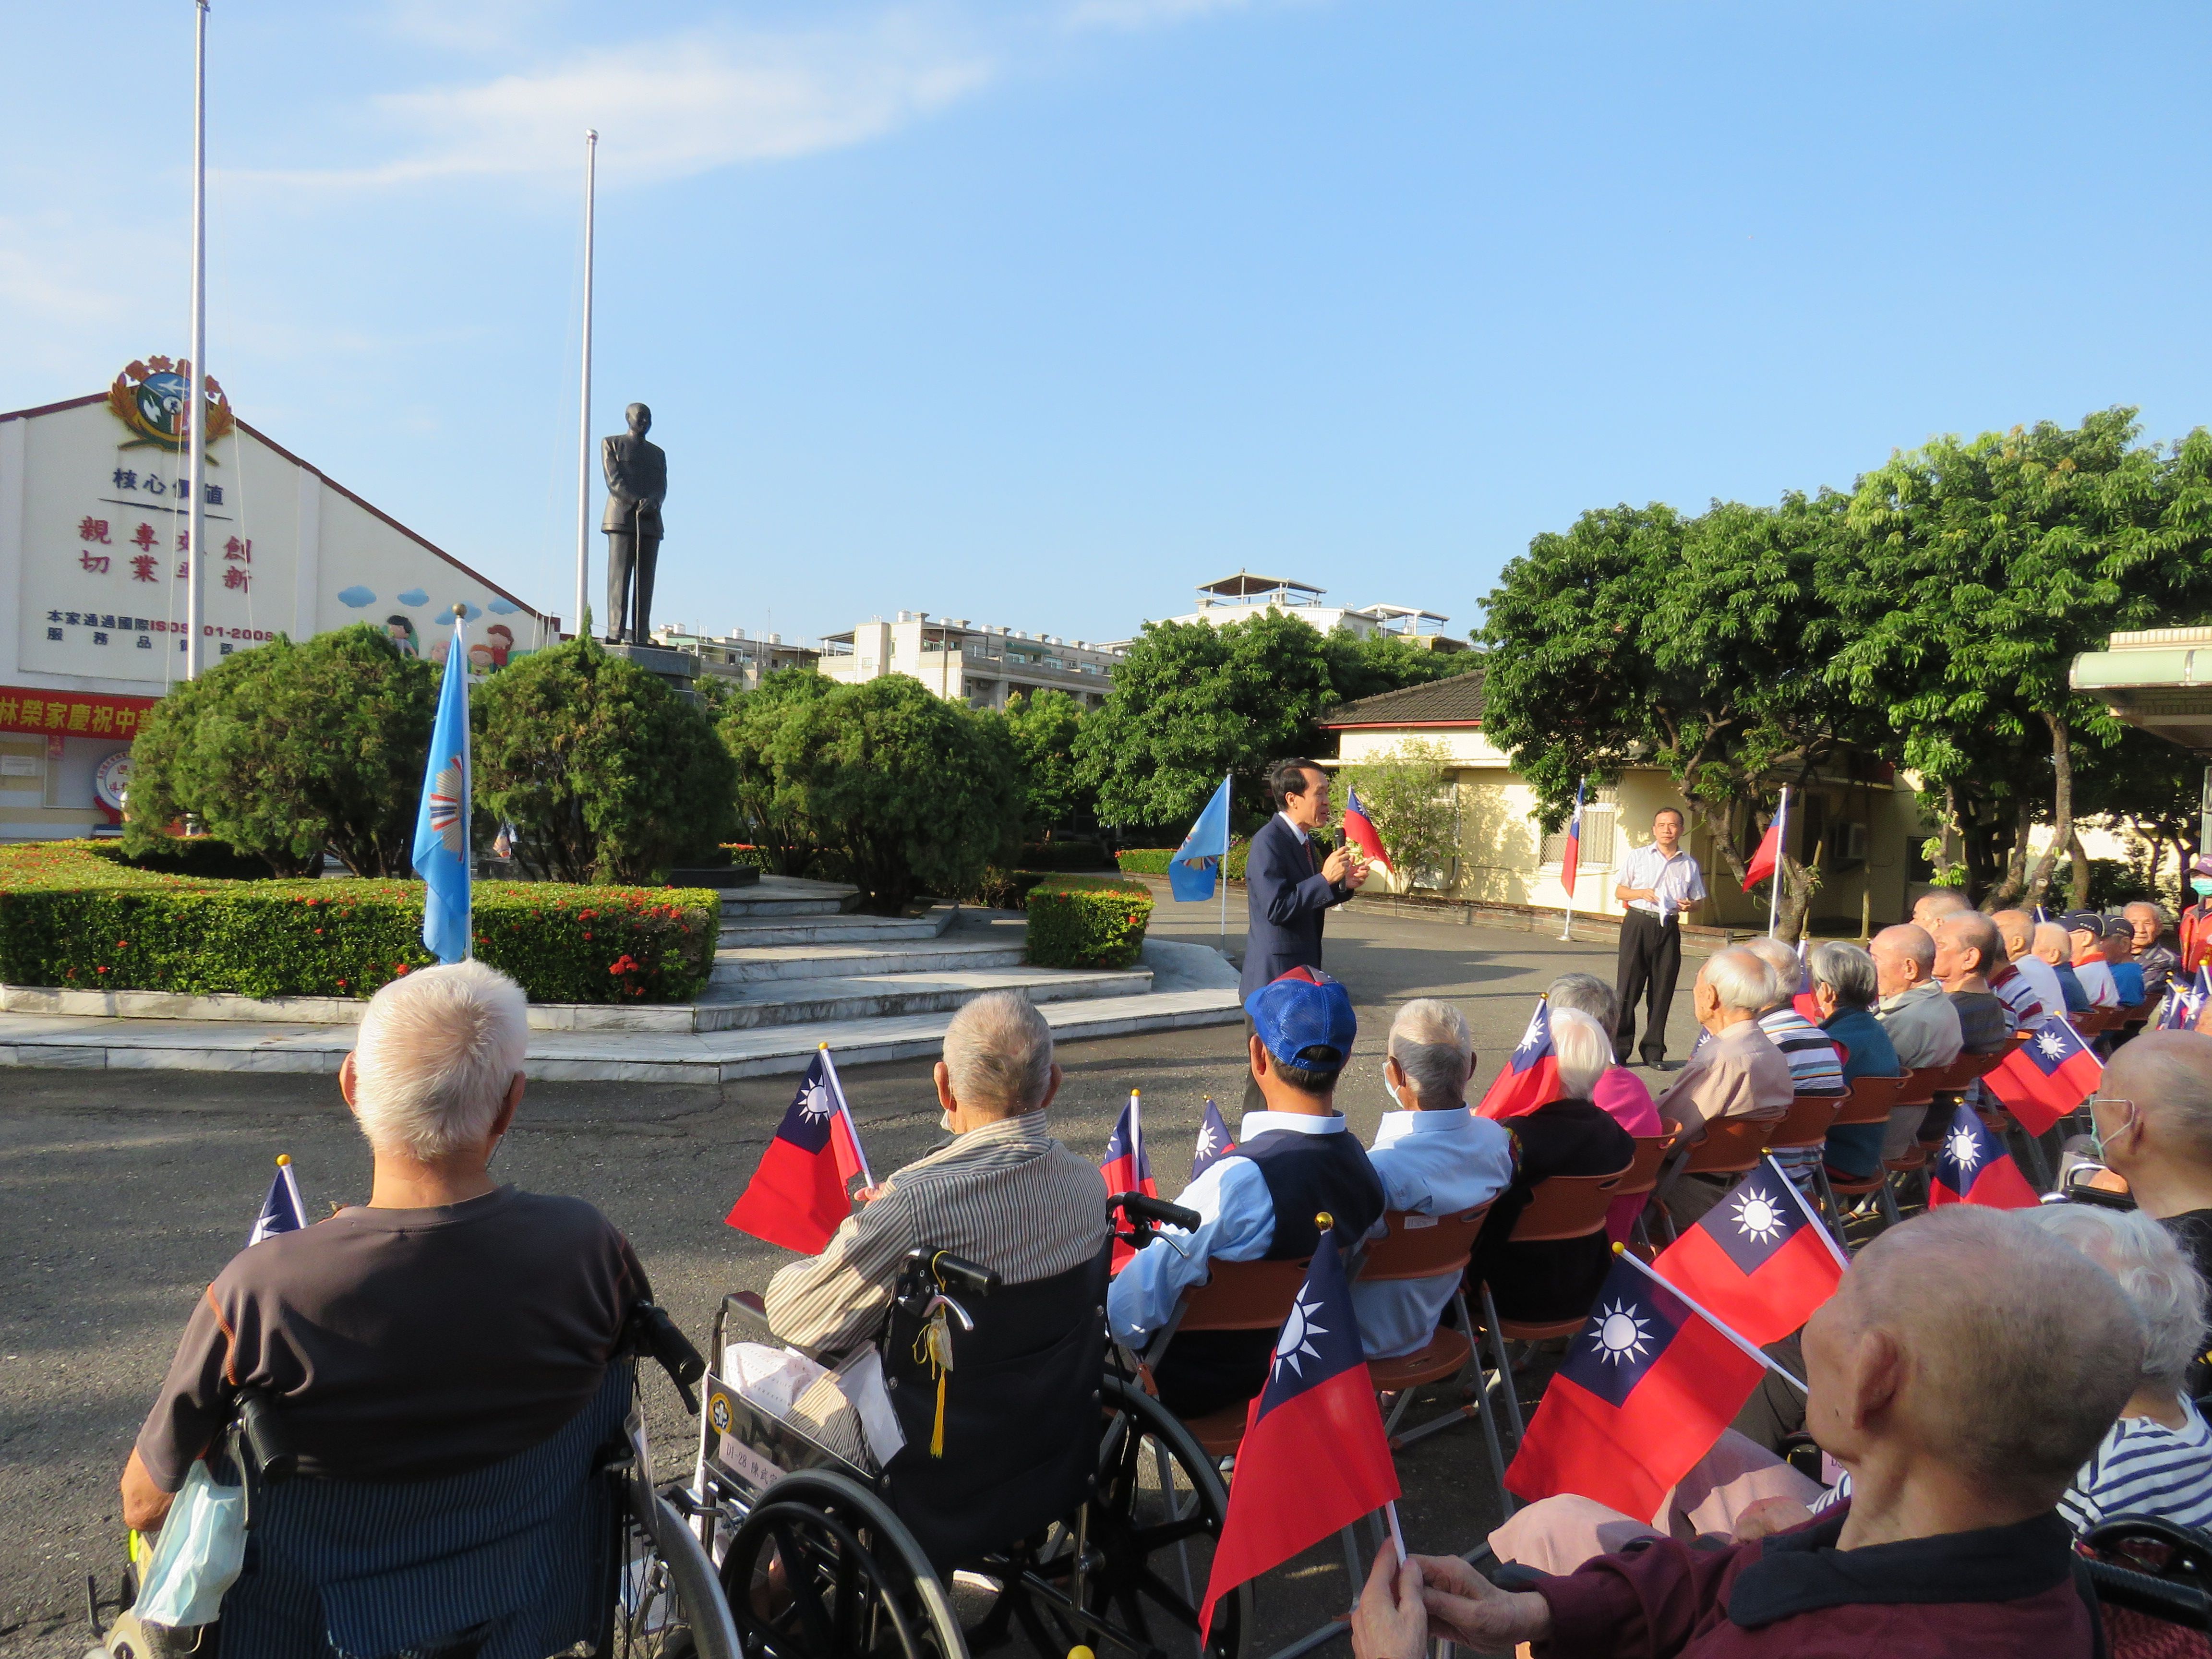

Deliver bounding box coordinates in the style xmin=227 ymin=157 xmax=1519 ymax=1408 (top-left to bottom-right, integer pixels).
xmin=1683 ymin=789 xmax=1752 ymax=892
xmin=2023 ymin=712 xmax=2074 ymax=908
xmin=1933 ymin=784 xmax=1965 ymax=890
xmin=2069 ymin=829 xmax=2092 ymax=911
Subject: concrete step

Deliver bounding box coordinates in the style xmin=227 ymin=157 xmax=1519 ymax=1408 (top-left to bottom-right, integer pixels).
xmin=718 ymin=909 xmax=953 ymax=948
xmin=710 ymin=938 xmax=1026 ymax=985
xmin=690 ymin=965 xmax=1154 ymax=1031
xmin=716 ymin=875 xmax=859 ymax=919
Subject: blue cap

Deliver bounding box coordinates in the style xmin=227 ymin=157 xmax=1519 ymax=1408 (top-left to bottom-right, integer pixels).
xmin=1244 ymin=966 xmax=1357 ymax=1072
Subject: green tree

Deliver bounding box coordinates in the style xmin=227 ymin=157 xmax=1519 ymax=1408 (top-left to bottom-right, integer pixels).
xmin=1341 ymin=739 xmax=1458 ymax=889
xmin=474 ymin=635 xmax=736 ymax=884
xmin=1003 ymin=688 xmax=1091 ymax=839
xmin=122 ymin=624 xmax=436 ymax=876
xmin=770 ymin=676 xmax=1022 ymax=914
xmin=718 ymin=668 xmax=833 ymax=875
xmin=1323 ymin=632 xmax=1473 ymax=705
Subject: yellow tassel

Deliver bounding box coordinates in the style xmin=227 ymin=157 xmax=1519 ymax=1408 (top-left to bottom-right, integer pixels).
xmin=931 ymin=1371 xmax=948 ymax=1458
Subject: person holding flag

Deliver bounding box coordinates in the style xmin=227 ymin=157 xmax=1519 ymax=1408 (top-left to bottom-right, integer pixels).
xmin=1339 ymin=784 xmax=1392 ymax=880
xmin=761 ymin=992 xmax=1111 ymax=1358
xmin=412 ymin=606 xmax=474 ymax=965
xmin=1239 ymin=759 xmax=1370 ymax=1110
xmin=727 ymin=1046 xmax=872 ymax=1253
xmin=1351 ymin=1210 xmax=2148 ymax=1659
xmin=1099 ymin=1089 xmax=1156 ymax=1271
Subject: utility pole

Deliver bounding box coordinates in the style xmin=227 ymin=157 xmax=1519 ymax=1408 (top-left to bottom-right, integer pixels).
xmin=574 ymin=130 xmax=597 ymax=642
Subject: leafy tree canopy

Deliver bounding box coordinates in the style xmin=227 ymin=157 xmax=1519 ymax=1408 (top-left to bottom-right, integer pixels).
xmin=719 ymin=668 xmax=834 ymax=876
xmin=1002 ymin=688 xmax=1093 ymax=838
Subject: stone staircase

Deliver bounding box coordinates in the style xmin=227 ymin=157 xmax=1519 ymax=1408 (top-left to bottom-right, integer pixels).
xmin=0 ymin=875 xmax=1245 ymax=1082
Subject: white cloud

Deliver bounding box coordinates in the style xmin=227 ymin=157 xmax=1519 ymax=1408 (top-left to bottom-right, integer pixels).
xmin=1064 ymin=0 xmax=1258 ymax=30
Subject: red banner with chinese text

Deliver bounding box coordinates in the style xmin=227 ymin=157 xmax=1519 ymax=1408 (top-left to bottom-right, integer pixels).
xmin=0 ymin=685 xmax=158 ymax=742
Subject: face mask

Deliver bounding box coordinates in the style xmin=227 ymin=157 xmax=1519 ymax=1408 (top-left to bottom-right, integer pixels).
xmin=2087 ymin=1100 xmax=2130 ymax=1165
xmin=1384 ymin=1076 xmax=1404 ymax=1109
xmin=2195 ymin=879 xmax=2212 ymax=897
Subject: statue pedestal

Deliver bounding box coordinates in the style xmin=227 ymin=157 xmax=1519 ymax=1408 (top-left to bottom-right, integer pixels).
xmin=604 ymin=642 xmax=700 ymax=702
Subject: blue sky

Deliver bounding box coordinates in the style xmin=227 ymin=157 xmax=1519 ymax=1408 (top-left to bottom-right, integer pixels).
xmin=7 ymin=1 xmax=2211 ymax=649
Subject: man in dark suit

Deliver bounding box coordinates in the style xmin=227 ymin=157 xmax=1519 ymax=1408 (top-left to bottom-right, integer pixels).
xmin=1240 ymin=758 xmax=1369 ymax=1108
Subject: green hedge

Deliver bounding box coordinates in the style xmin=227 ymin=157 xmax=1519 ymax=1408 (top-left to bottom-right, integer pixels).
xmin=1024 ymin=875 xmax=1154 ymax=971
xmin=1116 ymin=843 xmax=1249 ymax=881
xmin=0 ymin=841 xmax=717 ymax=1004
xmin=1018 ymin=840 xmax=1114 ymax=872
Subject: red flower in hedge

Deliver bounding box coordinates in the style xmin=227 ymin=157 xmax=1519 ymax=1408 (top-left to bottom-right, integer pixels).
xmin=395 ymin=963 xmax=410 ymax=974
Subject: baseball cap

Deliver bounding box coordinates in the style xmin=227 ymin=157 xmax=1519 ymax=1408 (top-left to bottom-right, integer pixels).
xmin=1244 ymin=966 xmax=1357 ymax=1074
xmin=2062 ymin=910 xmax=2108 ymax=938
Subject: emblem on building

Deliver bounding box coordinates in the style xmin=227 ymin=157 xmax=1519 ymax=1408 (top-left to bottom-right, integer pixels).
xmin=107 ymin=357 xmax=237 ymax=450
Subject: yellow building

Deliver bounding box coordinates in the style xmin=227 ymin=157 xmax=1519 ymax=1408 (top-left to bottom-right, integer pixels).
xmin=1319 ymin=670 xmax=1926 ymax=933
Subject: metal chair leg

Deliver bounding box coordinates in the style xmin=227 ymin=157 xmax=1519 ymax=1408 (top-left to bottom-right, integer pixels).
xmin=1812 ymin=1163 xmax=1843 ymax=1235
xmin=1479 ymin=1285 xmax=1525 ymax=1448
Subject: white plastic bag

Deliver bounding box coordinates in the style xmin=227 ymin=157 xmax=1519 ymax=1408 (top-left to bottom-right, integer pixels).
xmin=134 ymin=1461 xmax=246 ymax=1628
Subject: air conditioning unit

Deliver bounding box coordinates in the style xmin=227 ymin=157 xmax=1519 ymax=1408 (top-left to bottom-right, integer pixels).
xmin=1841 ymin=821 xmax=1870 ymax=863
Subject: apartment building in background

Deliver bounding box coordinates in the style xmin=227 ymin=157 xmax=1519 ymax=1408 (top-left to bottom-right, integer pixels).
xmin=817 ymin=612 xmax=1124 ymax=710
xmin=651 ymin=625 xmax=820 ymax=690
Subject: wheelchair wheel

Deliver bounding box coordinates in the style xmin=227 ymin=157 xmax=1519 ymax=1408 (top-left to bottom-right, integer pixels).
xmin=968 ymin=1374 xmax=1246 ymax=1659
xmin=720 ymin=1467 xmax=967 ymax=1659
xmin=613 ymin=1476 xmax=743 ymax=1659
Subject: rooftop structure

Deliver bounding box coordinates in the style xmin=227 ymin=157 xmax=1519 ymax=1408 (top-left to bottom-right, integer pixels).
xmin=1155 ymin=571 xmax=1464 ymax=649
xmin=2072 ymin=625 xmax=2212 ymax=755
xmin=818 ymin=612 xmax=1123 ymax=710
xmin=650 ymin=625 xmax=820 ymax=690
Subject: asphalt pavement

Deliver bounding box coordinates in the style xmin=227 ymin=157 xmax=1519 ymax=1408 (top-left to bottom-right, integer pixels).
xmin=0 ymin=894 xmax=1697 ymax=1657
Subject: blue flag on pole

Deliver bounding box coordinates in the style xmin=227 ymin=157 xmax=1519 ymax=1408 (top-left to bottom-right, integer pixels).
xmin=1169 ymin=775 xmax=1234 ymax=902
xmin=412 ymin=609 xmax=472 ymax=963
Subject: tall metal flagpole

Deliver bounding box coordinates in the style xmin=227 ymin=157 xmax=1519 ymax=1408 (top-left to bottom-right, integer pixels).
xmin=184 ymin=0 xmax=210 ymax=679
xmin=574 ymin=130 xmax=598 ymax=643
xmin=1767 ymin=784 xmax=1791 ymax=938
xmin=1219 ymin=771 xmax=1231 ymax=939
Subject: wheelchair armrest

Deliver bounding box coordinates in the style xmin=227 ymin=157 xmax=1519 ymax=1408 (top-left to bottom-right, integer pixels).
xmin=721 ymin=1291 xmax=777 ymax=1347
xmin=236 ymin=1389 xmax=296 ymax=1486
xmin=623 ymin=1301 xmax=706 ymax=1415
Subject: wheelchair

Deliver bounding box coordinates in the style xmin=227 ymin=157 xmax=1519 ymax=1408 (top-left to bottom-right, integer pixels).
xmin=684 ymin=1195 xmax=1248 ymax=1659
xmin=91 ymin=1301 xmax=739 ymax=1659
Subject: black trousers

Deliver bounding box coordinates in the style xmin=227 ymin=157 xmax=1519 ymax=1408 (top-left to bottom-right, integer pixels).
xmin=1613 ymin=908 xmax=1682 ymax=1064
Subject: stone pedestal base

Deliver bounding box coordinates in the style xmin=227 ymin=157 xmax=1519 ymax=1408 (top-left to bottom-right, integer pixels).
xmin=604 ymin=641 xmax=700 ymax=701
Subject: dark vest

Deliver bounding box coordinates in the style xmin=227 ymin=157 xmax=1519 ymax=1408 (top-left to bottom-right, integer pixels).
xmin=1229 ymin=1125 xmax=1386 ymax=1256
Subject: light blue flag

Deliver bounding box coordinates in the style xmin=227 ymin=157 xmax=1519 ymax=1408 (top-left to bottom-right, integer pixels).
xmin=1168 ymin=775 xmax=1233 ymax=902
xmin=412 ymin=610 xmax=472 ymax=963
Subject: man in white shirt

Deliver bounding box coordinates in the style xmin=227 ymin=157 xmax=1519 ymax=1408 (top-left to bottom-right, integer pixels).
xmin=1992 ymin=909 xmax=2059 ymax=1027
xmin=2068 ymin=911 xmax=2122 ymax=1009
xmin=1611 ymin=807 xmax=1709 ymax=1068
xmin=1351 ymin=1000 xmax=1515 ymax=1361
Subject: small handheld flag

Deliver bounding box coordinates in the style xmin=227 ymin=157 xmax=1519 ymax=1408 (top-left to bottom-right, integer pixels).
xmin=1340 ymin=786 xmax=1392 ymax=876
xmin=1652 ymin=1159 xmax=1845 ymax=1346
xmin=1984 ymin=1016 xmax=2102 ymax=1137
xmin=726 ymin=1048 xmax=871 ymax=1253
xmin=1928 ymin=1101 xmax=2040 ymax=1209
xmin=1474 ymin=998 xmax=1562 ymax=1121
xmin=248 ymin=1154 xmax=306 ymax=1246
xmin=1169 ymin=776 xmax=1235 ymax=903
xmin=1504 ymin=1250 xmax=1769 ymax=1519
xmin=1102 ymin=1091 xmax=1158 ymax=1270
xmin=412 ymin=606 xmax=473 ymax=963
xmin=2161 ymin=966 xmax=2212 ymax=1032
xmin=1196 ymin=1230 xmax=1400 ymax=1635
xmin=1191 ymin=1096 xmax=1236 ymax=1181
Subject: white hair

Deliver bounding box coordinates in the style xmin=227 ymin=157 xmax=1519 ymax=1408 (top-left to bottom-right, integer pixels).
xmin=1549 ymin=1008 xmax=1613 ymax=1101
xmin=942 ymin=990 xmax=1054 ymax=1118
xmin=350 ymin=961 xmax=529 ymax=1160
xmin=1388 ymin=998 xmax=1473 ymax=1105
xmin=2025 ymin=1205 xmax=2205 ymax=1391
xmin=1741 ymin=938 xmax=1803 ymax=1008
xmin=1701 ymin=947 xmax=1776 ymax=1015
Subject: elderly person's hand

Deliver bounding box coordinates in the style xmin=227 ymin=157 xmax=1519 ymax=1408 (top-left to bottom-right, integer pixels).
xmin=1413 ymin=1552 xmax=1553 ymax=1650
xmin=1732 ymin=1495 xmax=1815 ymax=1541
xmin=1350 ymin=1544 xmax=1426 ymax=1659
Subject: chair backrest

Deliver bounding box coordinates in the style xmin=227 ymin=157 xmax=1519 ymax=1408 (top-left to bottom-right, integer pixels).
xmin=1176 ymin=1255 xmax=1315 ymax=1331
xmin=1509 ymin=1168 xmax=1631 ymax=1243
xmin=1611 ymin=1135 xmax=1672 ymax=1199
xmin=1358 ymin=1206 xmax=1489 ymax=1282
xmin=1833 ymin=1073 xmax=1905 ymax=1124
xmin=1679 ymin=1114 xmax=1780 ymax=1174
xmin=1894 ymin=1066 xmax=1942 ymax=1107
xmin=1767 ymin=1092 xmax=1846 ymax=1152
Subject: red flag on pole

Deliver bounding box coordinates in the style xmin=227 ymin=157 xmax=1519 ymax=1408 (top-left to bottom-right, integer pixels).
xmin=726 ymin=1049 xmax=869 ymax=1253
xmin=1560 ymin=781 xmax=1585 ymax=898
xmin=1341 ymin=786 xmax=1392 ymax=874
xmin=1473 ymin=999 xmax=1563 ymax=1121
xmin=1652 ymin=1161 xmax=1845 ymax=1346
xmin=1197 ymin=1233 xmax=1400 ymax=1635
xmin=1101 ymin=1091 xmax=1158 ymax=1272
xmin=1984 ymin=1017 xmax=2103 ymax=1137
xmin=1927 ymin=1101 xmax=2041 ymax=1209
xmin=1742 ymin=820 xmax=1781 ymax=892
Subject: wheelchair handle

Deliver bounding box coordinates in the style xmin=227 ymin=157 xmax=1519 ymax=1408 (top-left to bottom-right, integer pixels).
xmin=626 ymin=1301 xmax=707 ymax=1415
xmin=237 ymin=1389 xmax=296 ymax=1486
xmin=925 ymin=1250 xmax=999 ymax=1299
xmin=1114 ymin=1192 xmax=1201 ymax=1233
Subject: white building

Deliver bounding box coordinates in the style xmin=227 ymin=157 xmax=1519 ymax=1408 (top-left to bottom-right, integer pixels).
xmin=817 ymin=613 xmax=1123 ymax=711
xmin=1146 ymin=572 xmax=1466 ymax=649
xmin=651 ymin=625 xmax=820 ymax=690
xmin=0 ymin=361 xmax=551 ymax=840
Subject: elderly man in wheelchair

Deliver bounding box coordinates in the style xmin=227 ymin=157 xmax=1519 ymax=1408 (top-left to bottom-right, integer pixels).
xmin=695 ymin=990 xmax=1249 ymax=1659
xmin=100 ymin=962 xmax=736 ymax=1659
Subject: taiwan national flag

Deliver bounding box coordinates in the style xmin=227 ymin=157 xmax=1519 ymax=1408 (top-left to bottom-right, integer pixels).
xmin=1341 ymin=785 xmax=1392 ymax=875
xmin=1559 ymin=781 xmax=1585 ymax=897
xmin=1742 ymin=817 xmax=1781 ymax=892
xmin=1928 ymin=1101 xmax=2040 ymax=1210
xmin=726 ymin=1049 xmax=871 ymax=1253
xmin=1474 ymin=999 xmax=1562 ymax=1121
xmin=1191 ymin=1096 xmax=1236 ymax=1181
xmin=1652 ymin=1161 xmax=1845 ymax=1347
xmin=2162 ymin=966 xmax=2212 ymax=1032
xmin=1196 ymin=1234 xmax=1400 ymax=1636
xmin=1102 ymin=1091 xmax=1158 ymax=1271
xmin=1503 ymin=1254 xmax=1767 ymax=1520
xmin=1984 ymin=1016 xmax=2103 ymax=1137
xmin=248 ymin=1155 xmax=307 ymax=1247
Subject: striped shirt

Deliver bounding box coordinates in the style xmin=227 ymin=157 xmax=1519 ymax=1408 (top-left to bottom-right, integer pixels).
xmin=1757 ymin=1007 xmax=1846 ymax=1094
xmin=2059 ymin=1397 xmax=2212 ymax=1535
xmin=764 ymin=1110 xmax=1112 ymax=1358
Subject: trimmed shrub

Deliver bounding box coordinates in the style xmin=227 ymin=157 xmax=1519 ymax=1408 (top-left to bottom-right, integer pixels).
xmin=1019 ymin=839 xmax=1113 ymax=872
xmin=1024 ymin=875 xmax=1154 ymax=970
xmin=1116 ymin=843 xmax=1250 ymax=881
xmin=0 ymin=841 xmax=715 ymax=1003
xmin=95 ymin=836 xmax=271 ymax=882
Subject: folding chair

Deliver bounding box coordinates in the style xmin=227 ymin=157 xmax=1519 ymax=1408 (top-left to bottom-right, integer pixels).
xmin=1612 ymin=1134 xmax=1672 ymax=1253
xmin=1874 ymin=1067 xmax=1943 ymax=1218
xmin=1815 ymin=1073 xmax=1904 ymax=1228
xmin=1142 ymin=1256 xmax=1315 ymax=1460
xmin=1650 ymin=1116 xmax=1780 ymax=1244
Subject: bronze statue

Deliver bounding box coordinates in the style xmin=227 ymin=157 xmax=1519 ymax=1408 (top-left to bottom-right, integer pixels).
xmin=601 ymin=402 xmax=666 ymax=645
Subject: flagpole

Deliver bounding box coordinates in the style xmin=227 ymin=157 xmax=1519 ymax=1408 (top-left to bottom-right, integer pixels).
xmin=1763 ymin=1153 xmax=1851 ymax=1270
xmin=1560 ymin=778 xmax=1583 ymax=942
xmin=1220 ymin=771 xmax=1231 ymax=941
xmin=1614 ymin=1244 xmax=1808 ymax=1392
xmin=574 ymin=129 xmax=598 ymax=643
xmin=455 ymin=607 xmax=473 ymax=958
xmin=819 ymin=1044 xmax=873 ymax=1187
xmin=184 ymin=0 xmax=210 ymax=680
xmin=1766 ymin=785 xmax=1790 ymax=938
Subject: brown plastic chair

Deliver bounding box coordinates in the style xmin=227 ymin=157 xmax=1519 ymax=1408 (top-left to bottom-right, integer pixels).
xmin=1611 ymin=1134 xmax=1672 ymax=1250
xmin=1768 ymin=1092 xmax=1846 ymax=1154
xmin=1818 ymin=1074 xmax=1910 ymax=1228
xmin=1142 ymin=1254 xmax=1314 ymax=1457
xmin=1651 ymin=1116 xmax=1782 ymax=1242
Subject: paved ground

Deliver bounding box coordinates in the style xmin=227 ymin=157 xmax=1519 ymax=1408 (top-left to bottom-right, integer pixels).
xmin=0 ymin=897 xmax=1698 ymax=1657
